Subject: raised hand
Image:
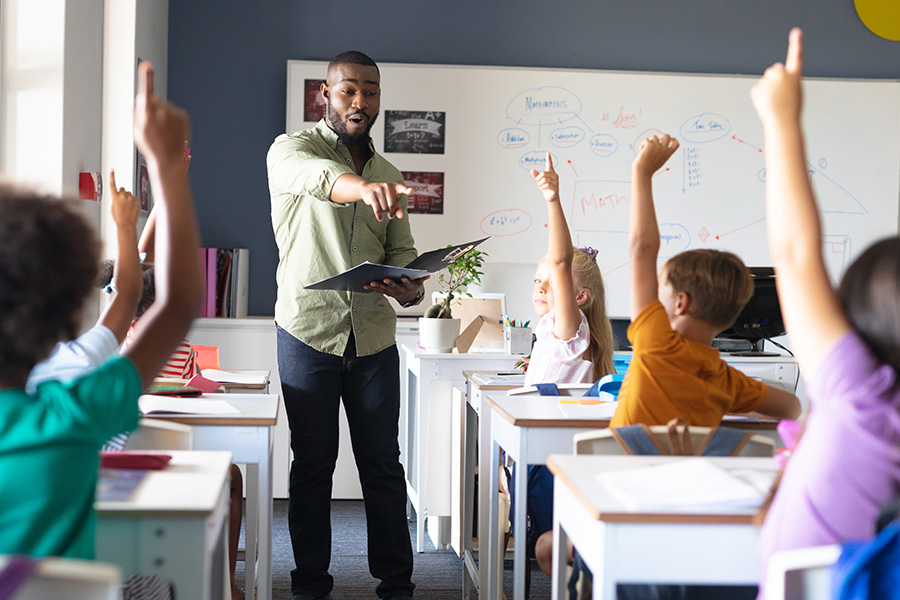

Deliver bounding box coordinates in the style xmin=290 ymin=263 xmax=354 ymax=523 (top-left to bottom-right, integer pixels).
xmin=360 ymin=180 xmax=412 ymax=221
xmin=633 ymin=134 xmax=680 ymax=177
xmin=133 ymin=61 xmax=191 ymax=170
xmin=751 ymin=27 xmax=804 ymax=124
xmin=108 ymin=169 xmax=140 ymax=230
xmin=530 ymin=152 xmax=560 ymax=203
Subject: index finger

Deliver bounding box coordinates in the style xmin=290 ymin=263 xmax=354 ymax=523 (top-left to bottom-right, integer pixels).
xmin=545 ymin=152 xmax=555 ymax=172
xmin=137 ymin=61 xmax=154 ymax=100
xmin=108 ymin=169 xmax=117 ymax=195
xmin=785 ymin=27 xmax=803 ymax=75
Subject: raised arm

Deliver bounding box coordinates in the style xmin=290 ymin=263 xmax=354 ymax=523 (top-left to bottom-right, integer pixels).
xmin=531 ymin=153 xmax=580 ymax=340
xmin=138 ymin=141 xmax=190 ymax=263
xmin=750 ymin=28 xmax=849 ymax=376
xmin=97 ymin=170 xmax=141 ymax=344
xmin=122 ymin=62 xmax=202 ymax=388
xmin=629 ymin=134 xmax=680 ymax=319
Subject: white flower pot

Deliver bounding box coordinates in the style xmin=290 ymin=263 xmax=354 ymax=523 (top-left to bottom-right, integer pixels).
xmin=418 ymin=317 xmax=460 ymax=353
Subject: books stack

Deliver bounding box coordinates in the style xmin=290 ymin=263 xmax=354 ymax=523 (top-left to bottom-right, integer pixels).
xmin=198 ymin=248 xmax=249 ymax=317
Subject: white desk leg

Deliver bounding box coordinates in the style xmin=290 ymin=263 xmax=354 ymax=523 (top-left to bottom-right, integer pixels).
xmin=486 ymin=410 xmax=503 ymax=600
xmin=462 ymin=390 xmax=478 ymax=595
xmin=512 ymin=432 xmax=528 ymax=600
xmin=257 ymin=429 xmax=273 ymax=600
xmin=552 ymin=526 xmax=567 ymax=600
xmin=595 ymin=524 xmax=615 ymax=600
xmin=415 ymin=371 xmax=427 ymax=553
xmin=245 ymin=463 xmax=259 ymax=599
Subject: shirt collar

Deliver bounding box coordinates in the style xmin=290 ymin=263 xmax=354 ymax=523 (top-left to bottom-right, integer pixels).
xmin=315 ymin=119 xmax=377 ymax=154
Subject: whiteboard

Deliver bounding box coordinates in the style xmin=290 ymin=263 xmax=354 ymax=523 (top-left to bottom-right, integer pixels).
xmin=287 ymin=60 xmax=900 ymax=317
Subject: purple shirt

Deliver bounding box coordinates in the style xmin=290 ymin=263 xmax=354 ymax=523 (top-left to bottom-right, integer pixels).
xmin=757 ymin=331 xmax=900 ymax=598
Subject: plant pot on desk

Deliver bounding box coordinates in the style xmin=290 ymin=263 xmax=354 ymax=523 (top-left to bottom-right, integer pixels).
xmin=418 ymin=317 xmax=460 ymax=353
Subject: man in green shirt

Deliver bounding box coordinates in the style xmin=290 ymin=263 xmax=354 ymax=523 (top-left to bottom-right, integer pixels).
xmin=267 ymin=51 xmax=424 ymax=600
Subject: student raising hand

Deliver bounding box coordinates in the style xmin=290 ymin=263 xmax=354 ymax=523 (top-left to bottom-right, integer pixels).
xmin=100 ymin=169 xmax=142 ymax=343
xmin=124 ymin=61 xmax=202 ymax=388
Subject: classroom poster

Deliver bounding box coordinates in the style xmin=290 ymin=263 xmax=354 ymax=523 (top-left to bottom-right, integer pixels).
xmin=384 ymin=110 xmax=445 ymax=154
xmin=401 ymin=171 xmax=444 ymax=214
xmin=304 ymin=79 xmax=326 ymax=122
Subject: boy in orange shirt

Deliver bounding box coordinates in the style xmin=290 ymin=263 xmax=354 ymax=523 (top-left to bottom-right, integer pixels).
xmin=611 ymin=133 xmax=801 ymax=428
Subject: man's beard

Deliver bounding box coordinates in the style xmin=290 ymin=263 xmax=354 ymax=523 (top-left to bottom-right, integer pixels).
xmin=327 ymin=102 xmax=379 ymax=147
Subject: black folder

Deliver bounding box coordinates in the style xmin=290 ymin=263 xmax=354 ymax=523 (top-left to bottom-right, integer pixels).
xmin=304 ymin=237 xmax=489 ymax=293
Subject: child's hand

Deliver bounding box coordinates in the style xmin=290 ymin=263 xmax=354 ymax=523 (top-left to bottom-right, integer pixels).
xmin=133 ymin=61 xmax=191 ymax=170
xmin=108 ymin=169 xmax=140 ymax=229
xmin=751 ymin=28 xmax=803 ymax=125
xmin=633 ymin=134 xmax=679 ymax=177
xmin=530 ymin=153 xmax=559 ymax=203
xmin=182 ymin=140 xmax=192 ymax=177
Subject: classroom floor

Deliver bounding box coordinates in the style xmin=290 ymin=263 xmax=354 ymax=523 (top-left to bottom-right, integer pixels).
xmin=235 ymin=499 xmax=552 ymax=599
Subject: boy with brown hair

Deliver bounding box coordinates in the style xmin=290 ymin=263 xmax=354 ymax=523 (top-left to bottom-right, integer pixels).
xmin=611 ymin=133 xmax=801 ymax=428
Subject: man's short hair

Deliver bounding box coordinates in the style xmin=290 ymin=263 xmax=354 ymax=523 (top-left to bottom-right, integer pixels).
xmin=327 ymin=51 xmax=379 ymax=75
xmin=662 ymin=249 xmax=754 ymax=332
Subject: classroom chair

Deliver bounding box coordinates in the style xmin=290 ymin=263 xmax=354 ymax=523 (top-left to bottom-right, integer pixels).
xmin=764 ymin=544 xmax=840 ymax=600
xmin=123 ymin=418 xmax=194 ymax=451
xmin=1 ymin=555 xmax=122 ymax=600
xmin=572 ymin=424 xmax=776 ymax=457
xmin=190 ymin=344 xmax=220 ymax=371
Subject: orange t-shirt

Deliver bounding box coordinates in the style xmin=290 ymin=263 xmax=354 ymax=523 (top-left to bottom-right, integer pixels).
xmin=610 ymin=301 xmax=767 ymax=428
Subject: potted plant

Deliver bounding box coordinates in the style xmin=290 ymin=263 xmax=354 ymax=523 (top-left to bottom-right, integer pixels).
xmin=418 ymin=246 xmax=488 ymax=352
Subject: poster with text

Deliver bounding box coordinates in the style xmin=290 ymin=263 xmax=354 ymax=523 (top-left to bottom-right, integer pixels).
xmin=401 ymin=171 xmax=444 ymax=214
xmin=385 ymin=110 xmax=445 ymax=154
xmin=304 ymin=79 xmax=326 ymax=122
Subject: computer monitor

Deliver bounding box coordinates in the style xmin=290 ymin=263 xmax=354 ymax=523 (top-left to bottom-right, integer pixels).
xmin=716 ymin=267 xmax=786 ymax=356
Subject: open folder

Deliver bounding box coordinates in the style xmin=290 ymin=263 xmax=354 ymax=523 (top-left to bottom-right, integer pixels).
xmin=304 ymin=236 xmax=489 ymax=293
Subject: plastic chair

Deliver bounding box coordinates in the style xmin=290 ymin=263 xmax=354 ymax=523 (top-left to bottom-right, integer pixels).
xmin=572 ymin=425 xmax=776 ymax=457
xmin=190 ymin=344 xmax=220 ymax=370
xmin=764 ymin=544 xmax=840 ymax=600
xmin=2 ymin=556 xmax=122 ymax=600
xmin=123 ymin=418 xmax=194 ymax=451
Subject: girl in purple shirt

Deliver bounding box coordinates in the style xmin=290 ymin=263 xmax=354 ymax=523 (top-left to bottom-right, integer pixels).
xmin=752 ymin=29 xmax=900 ymax=598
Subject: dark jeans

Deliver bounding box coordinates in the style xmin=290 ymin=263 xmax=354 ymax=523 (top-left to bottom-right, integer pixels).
xmin=277 ymin=327 xmax=414 ymax=598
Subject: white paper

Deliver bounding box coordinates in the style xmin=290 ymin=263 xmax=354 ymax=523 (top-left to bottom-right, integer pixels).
xmin=597 ymin=458 xmax=767 ymax=512
xmin=201 ymin=369 xmax=269 ymax=384
xmin=468 ymin=372 xmax=526 ymax=386
xmin=139 ymin=395 xmax=241 ymax=416
xmin=556 ymin=400 xmax=618 ymax=419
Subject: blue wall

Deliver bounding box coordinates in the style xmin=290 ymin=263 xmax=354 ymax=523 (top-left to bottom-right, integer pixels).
xmin=167 ymin=0 xmax=900 ymax=316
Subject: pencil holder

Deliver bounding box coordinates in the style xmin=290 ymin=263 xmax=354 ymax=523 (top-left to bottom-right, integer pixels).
xmin=506 ymin=326 xmax=533 ymax=355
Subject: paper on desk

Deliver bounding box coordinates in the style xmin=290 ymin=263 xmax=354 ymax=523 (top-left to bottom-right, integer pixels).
xmin=556 ymin=401 xmax=618 ymax=420
xmin=469 ymin=372 xmax=526 ymax=386
xmin=139 ymin=395 xmax=241 ymax=416
xmin=201 ymin=368 xmax=269 ymax=384
xmin=597 ymin=458 xmax=767 ymax=512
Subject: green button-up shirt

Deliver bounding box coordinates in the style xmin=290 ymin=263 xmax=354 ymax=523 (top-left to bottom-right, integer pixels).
xmin=267 ymin=120 xmax=419 ymax=357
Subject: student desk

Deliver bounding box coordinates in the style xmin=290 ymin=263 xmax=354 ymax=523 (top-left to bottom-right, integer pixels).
xmin=458 ymin=371 xmax=525 ymax=594
xmin=546 ymin=454 xmax=779 ymax=599
xmin=401 ymin=344 xmax=521 ymax=553
xmin=480 ymin=395 xmax=779 ymax=600
xmin=142 ymin=393 xmax=278 ymax=600
xmin=95 ymin=450 xmax=232 ymax=600
xmin=482 ymin=394 xmax=616 ymax=600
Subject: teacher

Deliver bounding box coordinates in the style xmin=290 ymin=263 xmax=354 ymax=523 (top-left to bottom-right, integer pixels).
xmin=266 ymin=50 xmax=424 ymax=600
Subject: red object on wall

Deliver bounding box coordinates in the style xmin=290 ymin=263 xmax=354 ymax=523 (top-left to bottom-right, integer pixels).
xmin=79 ymin=172 xmax=101 ymax=201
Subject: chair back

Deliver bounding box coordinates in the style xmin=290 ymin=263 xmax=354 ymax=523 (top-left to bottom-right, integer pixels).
xmin=124 ymin=418 xmax=194 ymax=450
xmin=573 ymin=423 xmax=775 ymax=457
xmin=190 ymin=344 xmax=220 ymax=370
xmin=764 ymin=544 xmax=840 ymax=600
xmin=3 ymin=556 xmax=121 ymax=600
